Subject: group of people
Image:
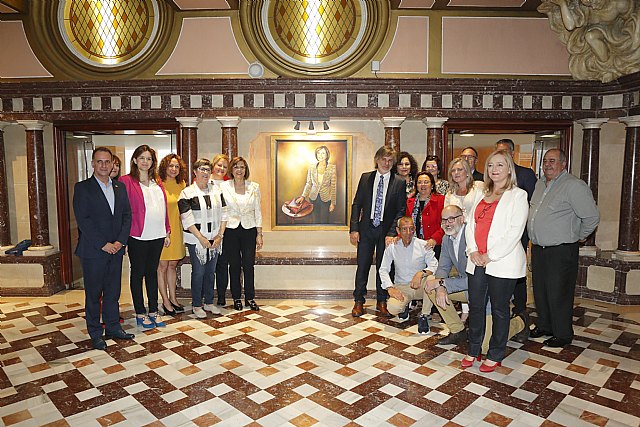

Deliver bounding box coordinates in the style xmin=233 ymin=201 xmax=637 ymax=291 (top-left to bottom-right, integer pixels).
xmin=73 ymin=146 xmax=263 ymax=350
xmin=350 ymin=142 xmax=600 ymax=372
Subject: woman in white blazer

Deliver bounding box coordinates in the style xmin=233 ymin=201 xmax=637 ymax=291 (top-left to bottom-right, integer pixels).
xmin=221 ymin=157 xmax=263 ymax=311
xmin=461 ymin=150 xmax=528 ymax=372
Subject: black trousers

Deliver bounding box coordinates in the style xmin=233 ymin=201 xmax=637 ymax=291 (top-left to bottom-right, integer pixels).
xmin=81 ymin=253 xmax=125 ymax=339
xmin=225 ymin=225 xmax=257 ymax=301
xmin=511 ymin=230 xmax=530 ymax=315
xmin=128 ymin=237 xmax=164 ymax=315
xmin=215 ymin=243 xmax=229 ymax=301
xmin=354 ymin=224 xmax=388 ymax=303
xmin=312 ymin=197 xmax=331 ymax=223
xmin=531 ymin=243 xmax=579 ymax=341
xmin=468 ymin=266 xmax=516 ymax=362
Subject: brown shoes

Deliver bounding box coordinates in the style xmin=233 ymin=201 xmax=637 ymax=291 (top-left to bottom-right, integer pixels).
xmin=376 ymin=301 xmax=393 ymax=318
xmin=352 ymin=301 xmax=364 ymax=317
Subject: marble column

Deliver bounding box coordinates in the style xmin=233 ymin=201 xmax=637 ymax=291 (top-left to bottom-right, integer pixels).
xmin=217 ymin=116 xmax=241 ymax=159
xmin=615 ymin=116 xmax=640 ymax=259
xmin=176 ymin=117 xmax=202 ymax=175
xmin=0 ymin=122 xmax=12 ymax=250
xmin=17 ymin=120 xmax=53 ymax=250
xmin=577 ymin=118 xmax=608 ymax=255
xmin=423 ymin=117 xmax=449 ymax=164
xmin=381 ymin=117 xmax=405 ymax=152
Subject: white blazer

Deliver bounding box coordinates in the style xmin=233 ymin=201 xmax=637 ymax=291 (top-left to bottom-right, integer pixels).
xmin=444 ymin=181 xmax=485 ymax=221
xmin=465 ymin=187 xmax=528 ymax=279
xmin=221 ymin=180 xmax=263 ymax=229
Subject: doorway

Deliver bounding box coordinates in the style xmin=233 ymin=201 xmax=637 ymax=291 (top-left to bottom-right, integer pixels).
xmin=55 ymin=123 xmax=179 ymax=289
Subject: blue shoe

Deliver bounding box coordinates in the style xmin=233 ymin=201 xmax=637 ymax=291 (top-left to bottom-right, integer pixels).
xmin=136 ymin=314 xmax=155 ymax=329
xmin=398 ymin=304 xmax=410 ymax=321
xmin=149 ymin=312 xmax=166 ymax=327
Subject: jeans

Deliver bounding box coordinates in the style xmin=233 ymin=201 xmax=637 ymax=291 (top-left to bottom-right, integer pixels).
xmin=187 ymin=243 xmax=219 ymax=308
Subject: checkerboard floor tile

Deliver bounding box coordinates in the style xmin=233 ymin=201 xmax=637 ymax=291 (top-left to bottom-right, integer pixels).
xmin=1 ymin=294 xmax=639 ymax=426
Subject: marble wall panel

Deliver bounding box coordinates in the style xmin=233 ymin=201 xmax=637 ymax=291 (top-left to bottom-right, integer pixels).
xmin=586 ymin=265 xmax=615 ymax=293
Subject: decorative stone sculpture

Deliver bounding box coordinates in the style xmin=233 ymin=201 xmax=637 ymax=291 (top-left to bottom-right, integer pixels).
xmin=538 ymin=0 xmax=640 ymax=82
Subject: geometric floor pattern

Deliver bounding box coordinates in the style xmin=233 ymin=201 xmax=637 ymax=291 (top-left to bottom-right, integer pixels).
xmin=1 ymin=294 xmax=639 ymax=426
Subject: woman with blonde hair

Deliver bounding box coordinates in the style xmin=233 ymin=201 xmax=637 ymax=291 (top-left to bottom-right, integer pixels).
xmin=461 ymin=150 xmax=528 ymax=372
xmin=119 ymin=145 xmax=170 ymax=329
xmin=157 ymin=153 xmax=188 ymax=316
xmin=295 ymin=145 xmax=337 ymax=224
xmin=211 ymin=153 xmax=231 ymax=306
xmin=444 ymin=157 xmax=485 ymax=219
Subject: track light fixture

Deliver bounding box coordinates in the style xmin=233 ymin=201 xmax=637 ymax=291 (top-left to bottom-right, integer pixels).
xmin=294 ymin=121 xmax=300 ymax=130
xmin=292 ymin=117 xmax=330 ymax=132
xmin=308 ymin=121 xmax=314 ymax=131
xmin=323 ymin=121 xmax=329 ymax=130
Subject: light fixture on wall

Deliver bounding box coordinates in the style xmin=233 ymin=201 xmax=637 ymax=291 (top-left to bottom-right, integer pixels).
xmin=293 ymin=117 xmax=330 ymax=133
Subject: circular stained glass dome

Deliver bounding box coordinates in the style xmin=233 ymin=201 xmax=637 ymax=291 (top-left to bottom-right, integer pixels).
xmin=262 ymin=0 xmax=366 ymax=68
xmin=58 ymin=0 xmax=159 ymax=67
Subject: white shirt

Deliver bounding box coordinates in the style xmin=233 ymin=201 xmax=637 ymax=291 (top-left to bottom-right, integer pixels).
xmin=379 ymin=237 xmax=438 ymax=289
xmin=370 ymin=171 xmax=391 ymax=220
xmin=139 ymin=181 xmax=167 ymax=240
xmin=451 ymin=230 xmax=463 ymax=261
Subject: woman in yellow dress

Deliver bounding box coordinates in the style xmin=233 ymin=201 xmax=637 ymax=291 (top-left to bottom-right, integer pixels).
xmin=157 ymin=154 xmax=188 ymax=315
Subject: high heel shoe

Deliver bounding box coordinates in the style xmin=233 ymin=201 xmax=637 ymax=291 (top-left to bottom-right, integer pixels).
xmin=162 ymin=303 xmax=176 ymax=317
xmin=460 ymin=354 xmax=482 ymax=369
xmin=245 ymin=300 xmax=259 ymax=311
xmin=170 ymin=301 xmax=185 ymax=313
xmin=233 ymin=300 xmax=243 ymax=311
xmin=479 ymin=360 xmax=501 ymax=373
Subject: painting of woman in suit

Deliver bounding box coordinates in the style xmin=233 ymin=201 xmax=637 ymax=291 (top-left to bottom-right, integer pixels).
xmin=295 ymin=145 xmax=337 ymax=224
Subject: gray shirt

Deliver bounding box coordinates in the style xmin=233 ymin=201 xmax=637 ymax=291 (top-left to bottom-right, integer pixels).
xmin=528 ymin=170 xmax=600 ymax=247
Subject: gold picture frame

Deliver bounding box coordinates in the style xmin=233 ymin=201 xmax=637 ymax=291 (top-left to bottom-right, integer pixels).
xmin=271 ymin=135 xmax=352 ymax=230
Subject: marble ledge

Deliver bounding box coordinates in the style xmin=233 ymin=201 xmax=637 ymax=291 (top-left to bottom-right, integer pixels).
xmin=255 ymin=251 xmax=357 ymax=265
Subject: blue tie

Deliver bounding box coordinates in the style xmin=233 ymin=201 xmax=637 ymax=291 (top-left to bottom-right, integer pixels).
xmin=373 ymin=175 xmax=384 ymax=227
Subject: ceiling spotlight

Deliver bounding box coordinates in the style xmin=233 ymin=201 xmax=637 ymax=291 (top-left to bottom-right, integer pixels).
xmin=294 ymin=121 xmax=300 ymax=130
xmin=308 ymin=121 xmax=314 ymax=131
xmin=323 ymin=121 xmax=329 ymax=130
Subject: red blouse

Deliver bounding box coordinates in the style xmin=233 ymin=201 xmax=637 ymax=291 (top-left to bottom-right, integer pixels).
xmin=405 ymin=193 xmax=445 ymax=244
xmin=474 ymin=199 xmax=498 ymax=254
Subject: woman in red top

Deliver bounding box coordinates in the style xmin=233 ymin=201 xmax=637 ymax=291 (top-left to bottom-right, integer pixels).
xmin=405 ymin=171 xmax=445 ymax=257
xmin=461 ymin=150 xmax=528 ymax=372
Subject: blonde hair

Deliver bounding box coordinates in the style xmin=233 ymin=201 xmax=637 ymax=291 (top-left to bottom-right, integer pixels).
xmin=447 ymin=157 xmax=474 ymax=195
xmin=483 ymin=150 xmax=518 ymax=195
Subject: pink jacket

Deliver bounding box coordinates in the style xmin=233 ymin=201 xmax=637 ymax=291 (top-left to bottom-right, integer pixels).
xmin=119 ymin=174 xmax=170 ymax=238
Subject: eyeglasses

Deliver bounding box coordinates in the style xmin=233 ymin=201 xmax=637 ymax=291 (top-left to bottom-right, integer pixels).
xmin=477 ymin=203 xmax=494 ymax=220
xmin=197 ymin=167 xmax=211 ymax=173
xmin=441 ymin=214 xmax=462 ymax=224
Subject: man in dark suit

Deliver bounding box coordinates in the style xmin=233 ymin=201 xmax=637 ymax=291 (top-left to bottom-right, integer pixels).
xmin=461 ymin=146 xmax=484 ymax=181
xmin=73 ymin=147 xmax=134 ymax=350
xmin=495 ymin=139 xmax=537 ymax=320
xmin=350 ymin=146 xmax=407 ymax=317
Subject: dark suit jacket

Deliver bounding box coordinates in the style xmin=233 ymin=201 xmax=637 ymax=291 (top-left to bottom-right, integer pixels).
xmin=73 ymin=176 xmax=132 ymax=259
xmin=514 ymin=164 xmax=537 ymax=202
xmin=472 ymin=170 xmax=484 ymax=182
xmin=350 ymin=171 xmax=406 ymax=237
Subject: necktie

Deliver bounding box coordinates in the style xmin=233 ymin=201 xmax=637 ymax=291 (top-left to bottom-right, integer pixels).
xmin=373 ymin=175 xmax=384 ymax=227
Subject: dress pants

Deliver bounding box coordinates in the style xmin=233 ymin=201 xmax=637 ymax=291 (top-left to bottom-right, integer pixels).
xmin=511 ymin=230 xmax=530 ymax=315
xmin=81 ymin=253 xmax=125 ymax=339
xmin=467 ymin=266 xmax=516 ymax=362
xmin=214 ymin=243 xmax=229 ymax=301
xmin=386 ymin=283 xmax=433 ymax=316
xmin=187 ymin=244 xmax=219 ymax=307
xmin=354 ymin=224 xmax=388 ymax=303
xmin=312 ymin=198 xmax=331 ymax=224
xmin=225 ymin=225 xmax=257 ymax=301
xmin=531 ymin=243 xmax=579 ymax=341
xmin=429 ymin=290 xmax=524 ymax=354
xmin=128 ymin=237 xmax=165 ymax=315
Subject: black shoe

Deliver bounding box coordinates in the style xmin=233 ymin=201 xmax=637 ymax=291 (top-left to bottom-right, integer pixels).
xmin=217 ymin=297 xmax=226 ymax=306
xmin=162 ymin=303 xmax=177 ymax=317
xmin=398 ymin=304 xmax=410 ymax=321
xmin=245 ymin=300 xmax=259 ymax=311
xmin=91 ymin=337 xmax=107 ymax=350
xmin=418 ymin=314 xmax=430 ymax=334
xmin=234 ymin=300 xmax=243 ymax=311
xmin=530 ymin=326 xmax=552 ymax=339
xmin=543 ymin=336 xmax=572 ymax=348
xmin=104 ymin=330 xmax=135 ymax=341
xmin=438 ymin=329 xmax=467 ymax=345
xmin=512 ymin=311 xmax=530 ymax=344
xmin=171 ymin=301 xmax=185 ymax=313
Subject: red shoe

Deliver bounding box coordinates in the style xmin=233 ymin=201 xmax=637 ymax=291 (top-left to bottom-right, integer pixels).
xmin=460 ymin=354 xmax=482 ymax=369
xmin=479 ymin=360 xmax=501 ymax=373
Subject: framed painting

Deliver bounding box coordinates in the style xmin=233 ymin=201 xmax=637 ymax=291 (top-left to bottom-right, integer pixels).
xmin=271 ymin=135 xmax=352 ymax=230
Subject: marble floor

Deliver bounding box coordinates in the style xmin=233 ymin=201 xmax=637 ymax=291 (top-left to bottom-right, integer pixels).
xmin=1 ymin=292 xmax=639 ymax=427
